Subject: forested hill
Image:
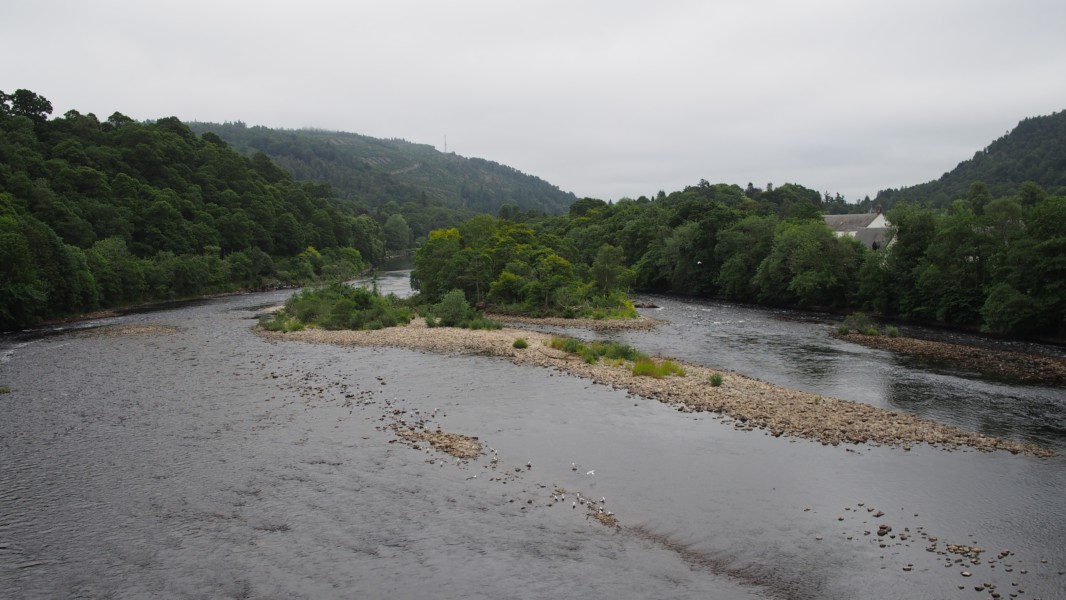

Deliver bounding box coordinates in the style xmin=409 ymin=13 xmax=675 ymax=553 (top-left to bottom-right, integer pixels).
xmin=874 ymin=109 xmax=1066 ymax=209
xmin=186 ymin=122 xmax=577 ymax=218
xmin=0 ymin=89 xmax=385 ymax=330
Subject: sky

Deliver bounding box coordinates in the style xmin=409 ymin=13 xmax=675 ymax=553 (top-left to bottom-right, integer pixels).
xmin=4 ymin=0 xmax=1066 ymax=203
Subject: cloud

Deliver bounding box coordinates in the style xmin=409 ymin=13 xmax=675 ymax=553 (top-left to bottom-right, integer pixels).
xmin=3 ymin=0 xmax=1065 ymax=202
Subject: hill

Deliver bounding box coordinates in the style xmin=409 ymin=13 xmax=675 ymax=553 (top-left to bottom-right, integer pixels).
xmin=186 ymin=122 xmax=577 ymax=223
xmin=0 ymin=90 xmax=382 ymax=329
xmin=873 ymin=109 xmax=1066 ymax=209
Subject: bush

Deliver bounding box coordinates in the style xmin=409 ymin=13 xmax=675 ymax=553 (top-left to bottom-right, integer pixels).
xmin=863 ymin=326 xmax=881 ymax=336
xmin=433 ymin=288 xmax=473 ymax=327
xmin=278 ymin=282 xmax=411 ymax=331
xmin=885 ymin=325 xmax=900 ymax=337
xmin=259 ymin=312 xmax=304 ymax=332
xmin=513 ymin=338 xmax=528 ymax=349
xmin=841 ymin=312 xmax=874 ymax=333
xmin=661 ymin=360 xmax=685 ymax=377
xmin=462 ymin=316 xmax=502 ymax=330
xmin=709 ymin=372 xmax=724 ymax=387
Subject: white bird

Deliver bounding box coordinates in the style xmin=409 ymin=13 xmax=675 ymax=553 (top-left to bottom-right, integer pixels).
xmin=586 ymin=470 xmax=595 ymax=476
xmin=601 ymin=496 xmax=606 ymax=504
xmin=571 ymin=462 xmax=577 ymax=471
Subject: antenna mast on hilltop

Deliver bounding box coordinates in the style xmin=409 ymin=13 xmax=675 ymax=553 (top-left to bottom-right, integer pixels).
xmin=444 ymin=134 xmax=447 ymax=154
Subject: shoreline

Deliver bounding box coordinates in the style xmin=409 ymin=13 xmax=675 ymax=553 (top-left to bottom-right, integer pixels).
xmin=836 ymin=332 xmax=1066 ymax=386
xmin=255 ymin=318 xmax=1056 ymax=458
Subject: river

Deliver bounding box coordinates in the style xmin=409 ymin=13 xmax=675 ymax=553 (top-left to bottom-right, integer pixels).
xmin=1 ymin=267 xmax=1063 ymax=599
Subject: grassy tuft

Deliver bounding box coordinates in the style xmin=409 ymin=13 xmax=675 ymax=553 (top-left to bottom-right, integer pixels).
xmin=709 ymin=372 xmax=724 ymax=387
xmin=512 ymin=337 xmax=528 ymax=349
xmin=632 ymin=358 xmax=686 ymax=379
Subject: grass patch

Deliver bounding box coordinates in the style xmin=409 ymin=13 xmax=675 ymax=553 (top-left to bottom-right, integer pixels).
xmin=549 ymin=336 xmax=647 ymax=364
xmin=632 ymin=358 xmax=686 ymax=379
xmin=513 ymin=338 xmax=528 ymax=349
xmin=0 ymin=386 xmax=11 ymax=394
xmin=708 ymin=372 xmax=724 ymax=387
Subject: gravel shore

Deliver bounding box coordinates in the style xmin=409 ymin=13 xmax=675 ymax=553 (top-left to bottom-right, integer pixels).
xmin=837 ymin=332 xmax=1066 ymax=386
xmin=256 ymin=318 xmax=1056 ymax=458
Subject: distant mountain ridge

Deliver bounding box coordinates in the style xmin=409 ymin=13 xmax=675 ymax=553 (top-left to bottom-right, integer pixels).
xmin=186 ymin=122 xmax=577 ymax=217
xmin=873 ymin=109 xmax=1066 ymax=209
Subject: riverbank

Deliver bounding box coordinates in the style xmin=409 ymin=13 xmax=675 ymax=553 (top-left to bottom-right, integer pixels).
xmin=255 ymin=317 xmax=1056 ymax=458
xmin=837 ymin=332 xmax=1066 ymax=386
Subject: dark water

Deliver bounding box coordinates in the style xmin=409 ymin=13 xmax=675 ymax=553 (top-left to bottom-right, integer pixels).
xmin=1 ymin=273 xmax=1064 ymax=599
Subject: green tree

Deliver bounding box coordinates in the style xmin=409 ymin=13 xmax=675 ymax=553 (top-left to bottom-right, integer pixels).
xmin=383 ymin=213 xmax=412 ymax=252
xmin=590 ymin=243 xmax=631 ymax=295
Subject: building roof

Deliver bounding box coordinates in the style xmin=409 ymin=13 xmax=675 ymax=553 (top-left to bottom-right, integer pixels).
xmin=822 ymin=213 xmax=880 ymax=232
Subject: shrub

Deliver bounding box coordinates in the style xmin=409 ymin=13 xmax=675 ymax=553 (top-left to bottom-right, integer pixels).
xmin=837 ymin=324 xmax=851 ymax=335
xmin=434 ymin=289 xmax=472 ymax=327
xmin=709 ymin=372 xmax=724 ymax=387
xmin=259 ymin=312 xmax=304 ymax=332
xmin=579 ymin=347 xmax=599 ymax=364
xmin=0 ymin=386 xmax=10 ymax=394
xmin=660 ymin=360 xmax=685 ymax=377
xmin=885 ymin=325 xmax=900 ymax=337
xmin=863 ymin=326 xmax=881 ymax=336
xmin=462 ymin=316 xmax=502 ymax=330
xmin=279 ymin=282 xmax=411 ymax=331
xmin=841 ymin=312 xmax=874 ymax=333
xmin=513 ymin=338 xmax=528 ymax=349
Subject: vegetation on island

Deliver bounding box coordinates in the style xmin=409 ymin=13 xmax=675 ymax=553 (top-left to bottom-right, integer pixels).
xmin=259 ymin=282 xmax=413 ymax=332
xmin=412 ymin=214 xmax=638 ymax=319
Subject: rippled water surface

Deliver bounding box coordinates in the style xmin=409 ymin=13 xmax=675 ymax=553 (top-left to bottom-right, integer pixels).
xmin=1 ymin=272 xmax=1064 ymax=599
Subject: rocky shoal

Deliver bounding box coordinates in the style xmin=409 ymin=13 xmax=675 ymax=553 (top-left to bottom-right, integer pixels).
xmin=838 ymin=332 xmax=1066 ymax=387
xmin=256 ymin=318 xmax=1056 ymax=458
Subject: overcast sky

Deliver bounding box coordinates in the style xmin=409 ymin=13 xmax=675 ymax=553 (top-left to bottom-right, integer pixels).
xmin=5 ymin=1 xmax=1065 ymax=202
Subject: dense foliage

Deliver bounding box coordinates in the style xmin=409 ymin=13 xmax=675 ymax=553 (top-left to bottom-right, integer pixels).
xmin=416 ymin=178 xmax=1066 ymax=337
xmin=0 ymin=89 xmax=382 ymax=329
xmin=185 ymin=122 xmax=577 ymax=243
xmin=412 ymin=214 xmax=639 ymax=319
xmin=261 ymin=283 xmax=412 ymax=331
xmin=873 ymin=110 xmax=1066 ymax=211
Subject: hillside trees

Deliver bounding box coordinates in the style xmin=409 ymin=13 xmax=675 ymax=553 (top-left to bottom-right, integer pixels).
xmin=0 ymin=90 xmax=380 ymax=329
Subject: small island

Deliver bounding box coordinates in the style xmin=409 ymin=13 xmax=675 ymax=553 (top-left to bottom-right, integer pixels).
xmin=257 ymin=308 xmax=1056 ymax=459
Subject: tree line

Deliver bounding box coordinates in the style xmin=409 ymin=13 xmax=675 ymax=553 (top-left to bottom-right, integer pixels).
xmin=0 ymin=89 xmax=394 ymax=329
xmin=416 ymin=179 xmax=1065 ymax=337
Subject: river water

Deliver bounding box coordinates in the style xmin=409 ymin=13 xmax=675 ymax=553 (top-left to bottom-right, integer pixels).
xmin=1 ymin=268 xmax=1064 ymax=599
